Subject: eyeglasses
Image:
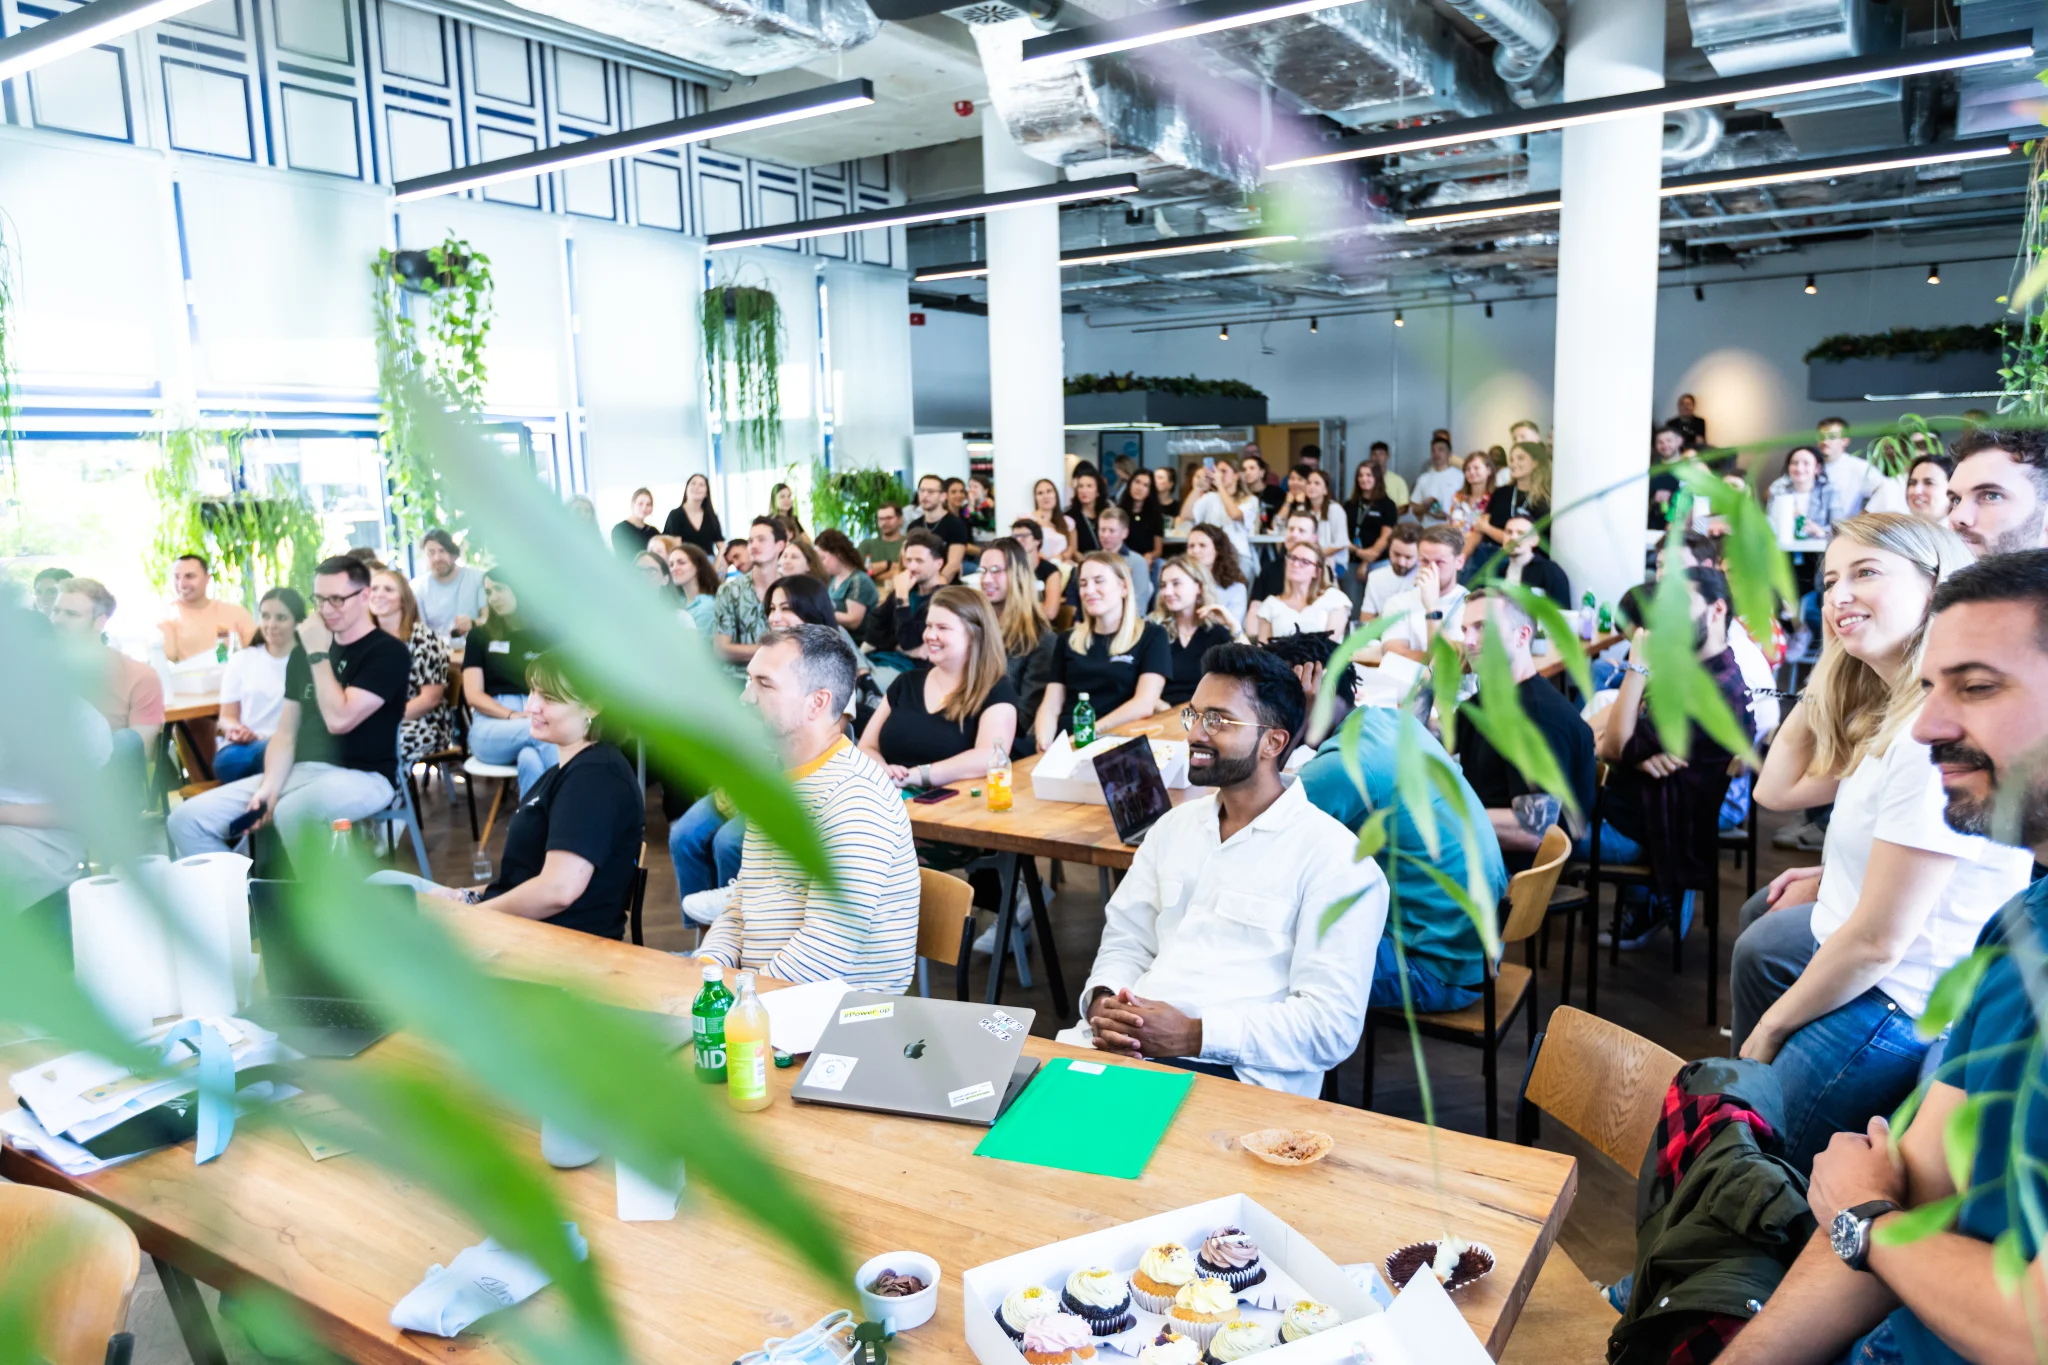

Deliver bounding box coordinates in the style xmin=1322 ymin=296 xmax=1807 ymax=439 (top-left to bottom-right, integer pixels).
xmin=311 ymin=588 xmax=365 ymax=609
xmin=1181 ymin=706 xmax=1270 ymax=735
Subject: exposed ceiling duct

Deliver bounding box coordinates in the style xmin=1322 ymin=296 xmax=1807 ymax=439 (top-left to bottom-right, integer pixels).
xmin=500 ymin=0 xmax=880 ymax=77
xmin=1686 ymin=0 xmax=1908 ymax=154
xmin=1434 ymin=0 xmax=1562 ymax=106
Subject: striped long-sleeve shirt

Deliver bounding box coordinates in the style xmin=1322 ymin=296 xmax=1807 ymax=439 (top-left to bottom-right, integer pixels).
xmin=699 ymin=738 xmax=921 ymax=992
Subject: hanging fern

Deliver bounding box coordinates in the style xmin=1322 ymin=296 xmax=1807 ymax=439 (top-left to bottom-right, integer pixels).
xmin=0 ymin=211 xmax=17 ymax=483
xmin=145 ymin=422 xmax=325 ymax=605
xmin=371 ymin=236 xmax=494 ymax=545
xmin=2001 ymin=139 xmax=2048 ymax=418
xmin=702 ymin=283 xmax=784 ymax=469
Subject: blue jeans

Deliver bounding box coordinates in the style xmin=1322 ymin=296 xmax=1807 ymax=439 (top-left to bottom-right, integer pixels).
xmin=669 ymin=794 xmax=745 ymax=901
xmin=213 ymin=739 xmax=268 ymax=784
xmin=469 ymin=694 xmax=557 ymax=796
xmin=1837 ymin=1320 xmax=1906 ymax=1365
xmin=1370 ymin=935 xmax=1482 ymax=1012
xmin=1770 ymin=984 xmax=1927 ymax=1173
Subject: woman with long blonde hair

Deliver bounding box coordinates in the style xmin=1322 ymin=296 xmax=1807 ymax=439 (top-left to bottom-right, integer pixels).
xmin=1742 ymin=513 xmax=2030 ymax=1171
xmin=367 ymin=568 xmax=451 ymax=763
xmin=977 ymin=537 xmax=1049 ymax=659
xmin=1033 ymin=551 xmax=1168 ymax=751
xmin=1150 ymin=555 xmax=1240 ymax=706
xmin=1477 ymin=440 xmax=1551 ymax=550
xmin=1030 ymin=478 xmax=1076 ymax=562
xmin=859 ymin=585 xmax=1017 ymax=790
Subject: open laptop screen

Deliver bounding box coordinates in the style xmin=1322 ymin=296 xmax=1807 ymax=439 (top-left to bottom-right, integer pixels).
xmin=250 ymin=880 xmax=411 ymax=1001
xmin=1092 ymin=738 xmax=1173 ymax=846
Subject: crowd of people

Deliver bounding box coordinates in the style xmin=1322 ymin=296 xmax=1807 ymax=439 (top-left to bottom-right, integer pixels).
xmin=15 ymin=410 xmax=2048 ymax=1365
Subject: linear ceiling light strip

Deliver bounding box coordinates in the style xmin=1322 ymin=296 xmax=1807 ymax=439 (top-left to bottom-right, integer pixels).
xmin=1270 ymin=30 xmax=2034 ymax=171
xmin=1021 ymin=0 xmax=1359 ymax=66
xmin=1404 ymin=137 xmax=2017 ymax=227
xmin=706 ymin=174 xmax=1142 ymax=251
xmin=392 ymin=80 xmax=875 ymax=201
xmin=915 ymin=229 xmax=1301 ymax=281
xmin=0 ymin=0 xmax=217 ymax=82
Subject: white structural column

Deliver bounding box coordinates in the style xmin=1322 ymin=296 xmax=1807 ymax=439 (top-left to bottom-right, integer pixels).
xmin=980 ymin=77 xmax=1066 ymax=526
xmin=1549 ymin=0 xmax=1666 ymax=607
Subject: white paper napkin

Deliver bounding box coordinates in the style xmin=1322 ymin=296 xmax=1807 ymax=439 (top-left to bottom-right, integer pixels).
xmin=389 ymin=1226 xmax=588 ymax=1337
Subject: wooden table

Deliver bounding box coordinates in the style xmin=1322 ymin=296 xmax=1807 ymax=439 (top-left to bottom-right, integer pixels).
xmin=1 ymin=907 xmax=1577 ymax=1363
xmin=162 ymin=693 xmax=221 ymax=782
xmin=1537 ymin=631 xmax=1620 ymax=681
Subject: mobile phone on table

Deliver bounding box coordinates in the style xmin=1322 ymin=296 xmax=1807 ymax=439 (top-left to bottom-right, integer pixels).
xmin=910 ymin=786 xmax=960 ymax=804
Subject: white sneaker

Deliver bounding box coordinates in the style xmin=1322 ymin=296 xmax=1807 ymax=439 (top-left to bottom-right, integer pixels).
xmin=971 ymin=898 xmax=1034 ymax=956
xmin=681 ymin=882 xmax=735 ymax=927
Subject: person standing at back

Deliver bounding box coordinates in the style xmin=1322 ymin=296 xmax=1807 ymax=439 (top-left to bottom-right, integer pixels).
xmin=662 ymin=473 xmax=724 ymax=556
xmin=167 ymin=555 xmax=410 ymax=858
xmin=1819 ymin=416 xmax=1875 ymax=520
xmin=1408 ymin=435 xmax=1465 ymax=525
xmin=908 ymin=475 xmax=973 ymax=582
xmin=158 ymin=554 xmax=255 ymax=662
xmin=611 ymin=488 xmax=658 ymax=560
xmin=410 ymin=529 xmax=486 ymax=639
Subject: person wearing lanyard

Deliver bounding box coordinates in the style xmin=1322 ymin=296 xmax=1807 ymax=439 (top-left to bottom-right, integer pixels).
xmin=1034 ymin=552 xmax=1170 ymax=752
xmin=462 ymin=570 xmax=554 ymax=796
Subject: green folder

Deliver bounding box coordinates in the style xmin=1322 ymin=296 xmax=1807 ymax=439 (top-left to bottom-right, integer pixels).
xmin=974 ymin=1057 xmax=1194 ymax=1179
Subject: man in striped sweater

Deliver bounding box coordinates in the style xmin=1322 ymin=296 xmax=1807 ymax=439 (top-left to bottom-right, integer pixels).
xmin=697 ymin=624 xmax=920 ymax=992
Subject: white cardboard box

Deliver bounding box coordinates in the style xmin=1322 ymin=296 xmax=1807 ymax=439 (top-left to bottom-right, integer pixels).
xmin=1028 ymin=733 xmax=1190 ymax=806
xmin=959 ymin=1193 xmax=1493 ymax=1364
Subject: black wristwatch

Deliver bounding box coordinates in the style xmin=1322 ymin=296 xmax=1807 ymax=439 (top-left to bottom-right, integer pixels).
xmin=1425 ymin=610 xmax=1445 ymax=621
xmin=306 ymin=650 xmax=331 ymax=666
xmin=1830 ymin=1200 xmax=1900 ymax=1272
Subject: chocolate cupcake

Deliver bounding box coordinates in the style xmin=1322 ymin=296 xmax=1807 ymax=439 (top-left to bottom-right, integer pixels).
xmin=1384 ymin=1238 xmax=1495 ymax=1293
xmin=1061 ymin=1266 xmax=1137 ymax=1336
xmin=1193 ymin=1227 xmax=1266 ymax=1292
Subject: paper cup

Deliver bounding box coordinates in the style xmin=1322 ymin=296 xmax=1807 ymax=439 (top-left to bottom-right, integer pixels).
xmin=856 ymin=1250 xmax=940 ymax=1333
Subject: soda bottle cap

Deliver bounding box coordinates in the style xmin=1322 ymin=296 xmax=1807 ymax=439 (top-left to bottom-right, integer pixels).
xmin=1078 ymin=691 xmax=1091 ymax=700
xmin=332 ymin=819 xmax=351 ymax=832
xmin=702 ymin=962 xmax=722 ymax=983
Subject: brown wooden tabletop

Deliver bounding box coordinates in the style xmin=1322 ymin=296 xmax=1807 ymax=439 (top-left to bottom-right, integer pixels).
xmin=164 ymin=694 xmax=221 ymax=724
xmin=2 ymin=905 xmax=1576 ymax=1363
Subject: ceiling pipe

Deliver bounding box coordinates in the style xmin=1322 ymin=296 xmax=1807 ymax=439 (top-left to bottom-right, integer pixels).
xmin=1434 ymin=0 xmax=1562 ymax=105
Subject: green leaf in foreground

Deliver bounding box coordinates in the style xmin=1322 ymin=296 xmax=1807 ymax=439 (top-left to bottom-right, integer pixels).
xmin=1873 ymin=1193 xmax=1963 ymax=1246
xmin=1943 ymin=1092 xmax=1991 ymax=1195
xmin=1993 ymin=1227 xmax=2028 ymax=1295
xmin=1920 ymin=946 xmax=2005 ymax=1040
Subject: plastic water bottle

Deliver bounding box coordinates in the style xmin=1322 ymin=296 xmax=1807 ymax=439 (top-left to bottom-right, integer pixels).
xmin=987 ymin=744 xmax=1012 ymax=812
xmin=1579 ymin=592 xmax=1597 ymax=641
xmin=215 ymin=628 xmax=230 ymax=664
xmin=725 ymin=972 xmax=771 ymax=1113
xmin=692 ymin=963 xmax=734 ymax=1085
xmin=1072 ymin=692 xmax=1096 ymax=748
xmin=329 ymin=819 xmax=350 ymax=853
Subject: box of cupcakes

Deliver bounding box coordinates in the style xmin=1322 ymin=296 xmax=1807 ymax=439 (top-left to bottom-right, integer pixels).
xmin=962 ymin=1193 xmax=1409 ymax=1364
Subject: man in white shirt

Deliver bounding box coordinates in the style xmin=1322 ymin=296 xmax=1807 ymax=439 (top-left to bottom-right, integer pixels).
xmin=1358 ymin=525 xmax=1420 ymax=621
xmin=1818 ymin=416 xmax=1874 ymax=519
xmin=410 ymin=529 xmax=486 ymax=638
xmin=1408 ymin=436 xmax=1465 ymax=525
xmin=1096 ymin=506 xmax=1154 ymax=615
xmin=1379 ymin=526 xmax=1468 ymax=661
xmin=1058 ymin=644 xmax=1386 ymax=1096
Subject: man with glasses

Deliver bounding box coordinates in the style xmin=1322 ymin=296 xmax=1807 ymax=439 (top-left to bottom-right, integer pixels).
xmin=168 ymin=556 xmax=411 ymax=859
xmin=1056 ymin=644 xmax=1385 ymax=1096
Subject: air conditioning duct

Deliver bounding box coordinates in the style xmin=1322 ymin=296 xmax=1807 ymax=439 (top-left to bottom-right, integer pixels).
xmin=1435 ymin=0 xmax=1562 ymax=106
xmin=499 ymin=0 xmax=879 ymax=77
xmin=1685 ymin=0 xmax=1907 ymax=154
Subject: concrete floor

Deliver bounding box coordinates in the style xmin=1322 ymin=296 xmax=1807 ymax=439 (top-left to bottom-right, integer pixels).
xmin=88 ymin=763 xmax=1783 ymax=1361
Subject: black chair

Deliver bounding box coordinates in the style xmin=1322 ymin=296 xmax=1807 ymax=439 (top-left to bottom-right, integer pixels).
xmin=1586 ymin=763 xmax=1728 ymax=1027
xmin=626 ymin=842 xmax=649 ymax=945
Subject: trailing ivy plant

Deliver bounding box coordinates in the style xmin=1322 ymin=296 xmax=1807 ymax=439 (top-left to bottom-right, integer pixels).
xmin=372 ymin=236 xmax=495 ymax=544
xmin=145 ymin=422 xmax=325 ymax=605
xmin=701 ymin=282 xmax=784 ymax=469
xmin=807 ymin=459 xmax=911 ymax=540
xmin=1803 ymin=324 xmax=2007 ymax=365
xmin=1064 ymin=372 xmax=1267 ymax=399
xmin=2002 ymin=138 xmax=2048 ymax=417
xmin=0 ymin=212 xmax=16 ymax=474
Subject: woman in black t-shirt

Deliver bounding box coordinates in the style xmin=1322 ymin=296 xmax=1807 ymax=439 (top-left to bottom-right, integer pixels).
xmin=858 ymin=586 xmax=1018 ymax=789
xmin=1478 ymin=440 xmax=1552 ymax=551
xmin=1119 ymin=473 xmax=1166 ymax=560
xmin=462 ymin=570 xmax=554 ymax=795
xmin=1345 ymin=462 xmax=1401 ymax=568
xmin=1034 ymin=552 xmax=1170 ymax=751
xmin=1151 ymin=555 xmax=1239 ymax=707
xmin=662 ymin=473 xmax=723 ymax=555
xmin=374 ymin=651 xmax=643 ymax=940
xmin=1066 ymin=469 xmax=1105 ymax=556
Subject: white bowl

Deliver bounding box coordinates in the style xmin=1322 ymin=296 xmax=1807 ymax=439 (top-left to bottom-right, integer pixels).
xmin=855 ymin=1250 xmax=940 ymax=1333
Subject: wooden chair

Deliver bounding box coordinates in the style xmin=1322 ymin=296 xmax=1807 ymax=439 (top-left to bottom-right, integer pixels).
xmin=0 ymin=1184 xmax=141 ymax=1365
xmin=626 ymin=841 xmax=650 ymax=946
xmin=914 ymin=868 xmax=977 ymax=1000
xmin=1360 ymin=825 xmax=1570 ymax=1139
xmin=1503 ymin=1007 xmax=1686 ymax=1364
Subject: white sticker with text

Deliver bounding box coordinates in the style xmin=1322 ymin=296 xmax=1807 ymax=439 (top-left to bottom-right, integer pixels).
xmin=978 ymin=1017 xmax=1013 ymax=1042
xmin=839 ymin=1003 xmax=894 ymax=1025
xmin=991 ymin=1010 xmax=1024 ymax=1033
xmin=949 ymin=1081 xmax=996 ymax=1108
xmin=806 ymin=1053 xmax=859 ymax=1092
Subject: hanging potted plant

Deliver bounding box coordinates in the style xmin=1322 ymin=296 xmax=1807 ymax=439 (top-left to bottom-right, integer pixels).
xmin=146 ymin=422 xmax=325 ymax=606
xmin=1803 ymin=324 xmax=2006 ymax=402
xmin=1064 ymin=372 xmax=1269 ymax=427
xmin=371 ymin=235 xmax=495 ymax=545
xmin=702 ymin=280 xmax=785 ymax=468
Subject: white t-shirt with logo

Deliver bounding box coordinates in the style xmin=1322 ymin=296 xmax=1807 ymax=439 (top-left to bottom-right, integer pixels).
xmin=1811 ymin=731 xmax=2033 ymax=1017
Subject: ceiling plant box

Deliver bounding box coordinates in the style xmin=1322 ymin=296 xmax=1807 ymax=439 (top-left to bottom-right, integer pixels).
xmin=1804 ymin=324 xmax=2005 ymax=401
xmin=1065 ymin=372 xmax=1269 ymax=427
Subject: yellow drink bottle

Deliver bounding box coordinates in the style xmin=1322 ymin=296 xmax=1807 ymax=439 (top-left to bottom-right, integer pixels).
xmin=986 ymin=744 xmax=1012 ymax=812
xmin=724 ymin=972 xmax=772 ymax=1112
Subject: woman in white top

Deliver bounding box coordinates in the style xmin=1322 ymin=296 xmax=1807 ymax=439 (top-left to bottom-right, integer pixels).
xmin=1253 ymin=541 xmax=1351 ymax=642
xmin=1030 ymin=478 xmax=1075 ymax=562
xmin=1176 ymin=460 xmax=1262 ymax=577
xmin=1740 ymin=513 xmax=2028 ymax=1171
xmin=1765 ymin=446 xmax=1838 ymax=548
xmin=213 ymin=586 xmax=303 ymax=784
xmin=1183 ymin=523 xmax=1250 ymax=628
xmin=1301 ymin=468 xmax=1348 ymax=577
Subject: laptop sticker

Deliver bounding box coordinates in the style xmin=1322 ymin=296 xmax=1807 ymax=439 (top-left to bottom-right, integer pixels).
xmin=839 ymin=1003 xmax=894 ymax=1025
xmin=991 ymin=1010 xmax=1024 ymax=1033
xmin=807 ymin=1053 xmax=859 ymax=1092
xmin=949 ymin=1081 xmax=996 ymax=1108
xmin=978 ymin=1017 xmax=1012 ymax=1042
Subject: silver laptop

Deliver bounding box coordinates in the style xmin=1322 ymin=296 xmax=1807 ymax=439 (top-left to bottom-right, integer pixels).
xmin=790 ymin=993 xmax=1038 ymax=1127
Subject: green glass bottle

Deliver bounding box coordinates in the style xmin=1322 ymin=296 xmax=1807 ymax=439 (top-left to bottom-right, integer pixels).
xmin=1072 ymin=691 xmax=1096 ymax=748
xmin=691 ymin=963 xmax=734 ymax=1084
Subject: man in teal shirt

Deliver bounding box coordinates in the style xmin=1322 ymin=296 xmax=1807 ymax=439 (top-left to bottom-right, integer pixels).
xmin=1295 ymin=669 xmax=1506 ymax=1013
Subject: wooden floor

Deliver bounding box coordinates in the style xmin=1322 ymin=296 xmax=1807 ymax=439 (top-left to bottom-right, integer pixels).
xmin=107 ymin=764 xmax=1793 ymax=1361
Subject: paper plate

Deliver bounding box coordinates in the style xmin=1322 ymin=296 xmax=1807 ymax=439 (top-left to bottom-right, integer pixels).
xmin=1238 ymin=1128 xmax=1335 ymax=1167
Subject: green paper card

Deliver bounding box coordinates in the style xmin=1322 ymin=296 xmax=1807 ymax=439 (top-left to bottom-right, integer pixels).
xmin=974 ymin=1057 xmax=1194 ymax=1179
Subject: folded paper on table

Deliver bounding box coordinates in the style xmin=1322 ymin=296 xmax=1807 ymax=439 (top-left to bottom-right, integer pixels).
xmin=1352 ymin=652 xmax=1426 ymax=711
xmin=1029 ymin=733 xmax=1190 ymax=806
xmin=973 ymin=1057 xmax=1191 ymax=1178
xmin=0 ymin=1107 xmax=140 ymax=1176
xmin=759 ymin=978 xmax=852 ymax=1055
xmin=389 ymin=1226 xmax=588 ymax=1337
xmin=9 ymin=1017 xmax=286 ymax=1147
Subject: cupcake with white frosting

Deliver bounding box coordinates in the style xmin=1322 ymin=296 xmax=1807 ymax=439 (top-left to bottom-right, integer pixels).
xmin=1061 ymin=1266 xmax=1136 ymax=1336
xmin=998 ymin=1284 xmax=1057 ymax=1343
xmin=1130 ymin=1242 xmax=1199 ymax=1314
xmin=1204 ymin=1319 xmax=1276 ymax=1363
xmin=1167 ymin=1278 xmax=1238 ymax=1352
xmin=1136 ymin=1329 xmax=1203 ymax=1365
xmin=1278 ymin=1300 xmax=1340 ymax=1343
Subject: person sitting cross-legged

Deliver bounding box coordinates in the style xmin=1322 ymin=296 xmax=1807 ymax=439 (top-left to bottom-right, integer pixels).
xmin=695 ymin=625 xmax=921 ymax=991
xmin=1054 ymin=644 xmax=1386 ymax=1096
xmin=1719 ymin=547 xmax=2048 ymax=1365
xmin=167 ymin=555 xmax=410 ymax=860
xmin=1290 ymin=639 xmax=1505 ymax=1013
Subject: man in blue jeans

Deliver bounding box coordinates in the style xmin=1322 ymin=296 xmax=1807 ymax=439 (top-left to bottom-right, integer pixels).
xmin=1722 ymin=549 xmax=2048 ymax=1365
